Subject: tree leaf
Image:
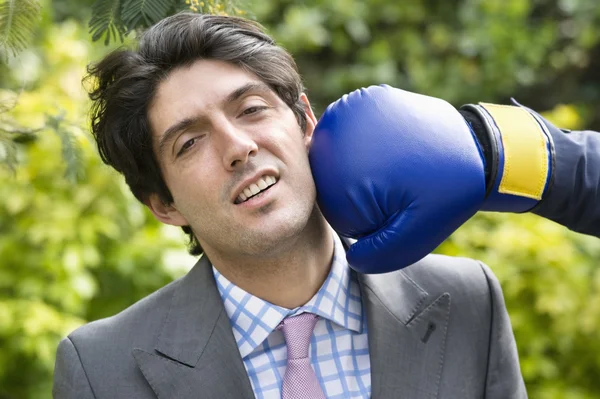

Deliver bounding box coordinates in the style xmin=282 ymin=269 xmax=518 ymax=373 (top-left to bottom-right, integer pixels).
xmin=89 ymin=0 xmax=126 ymax=45
xmin=0 ymin=132 xmax=18 ymax=173
xmin=121 ymin=0 xmax=174 ymax=30
xmin=0 ymin=0 xmax=41 ymax=58
xmin=47 ymin=114 xmax=85 ymax=183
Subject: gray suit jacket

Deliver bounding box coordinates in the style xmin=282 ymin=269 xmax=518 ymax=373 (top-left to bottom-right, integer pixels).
xmin=53 ymin=253 xmax=526 ymax=398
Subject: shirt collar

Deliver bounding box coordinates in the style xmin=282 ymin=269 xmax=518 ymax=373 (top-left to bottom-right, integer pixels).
xmin=213 ymin=231 xmax=363 ymax=358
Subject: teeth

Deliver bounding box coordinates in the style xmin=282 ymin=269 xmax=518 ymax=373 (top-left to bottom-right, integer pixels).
xmin=236 ymin=175 xmax=277 ymax=203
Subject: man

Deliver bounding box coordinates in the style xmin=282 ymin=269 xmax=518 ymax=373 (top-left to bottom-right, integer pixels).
xmin=309 ymin=86 xmax=600 ymax=273
xmin=53 ymin=13 xmax=525 ymax=398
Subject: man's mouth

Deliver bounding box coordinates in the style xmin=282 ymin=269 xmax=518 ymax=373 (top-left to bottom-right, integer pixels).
xmin=234 ymin=175 xmax=278 ymax=204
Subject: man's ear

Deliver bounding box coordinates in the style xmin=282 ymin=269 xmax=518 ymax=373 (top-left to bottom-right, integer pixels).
xmin=299 ymin=93 xmax=318 ymax=150
xmin=145 ymin=194 xmax=188 ymax=226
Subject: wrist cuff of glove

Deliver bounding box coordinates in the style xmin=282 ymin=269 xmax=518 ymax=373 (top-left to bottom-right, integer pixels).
xmin=458 ymin=108 xmax=493 ymax=187
xmin=460 ymin=102 xmax=553 ymax=213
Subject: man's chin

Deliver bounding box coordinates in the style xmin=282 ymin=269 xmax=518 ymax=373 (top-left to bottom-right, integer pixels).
xmin=235 ymin=215 xmax=312 ymax=254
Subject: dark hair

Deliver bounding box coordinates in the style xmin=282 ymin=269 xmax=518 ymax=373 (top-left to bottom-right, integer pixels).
xmin=86 ymin=12 xmax=307 ymax=256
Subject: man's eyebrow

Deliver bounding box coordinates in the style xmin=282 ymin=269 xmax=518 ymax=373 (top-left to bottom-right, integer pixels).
xmin=225 ymin=82 xmax=271 ymax=104
xmin=157 ymin=82 xmax=272 ymax=158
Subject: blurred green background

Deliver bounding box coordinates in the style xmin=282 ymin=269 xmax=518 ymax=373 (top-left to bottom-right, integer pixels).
xmin=1 ymin=0 xmax=599 ymax=397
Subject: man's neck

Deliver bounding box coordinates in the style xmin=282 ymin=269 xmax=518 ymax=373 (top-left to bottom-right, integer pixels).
xmin=207 ymin=211 xmax=334 ymax=309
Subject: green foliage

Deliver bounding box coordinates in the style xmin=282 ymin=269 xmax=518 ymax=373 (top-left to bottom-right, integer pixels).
xmin=0 ymin=92 xmax=42 ymax=173
xmin=0 ymin=0 xmax=41 ymax=58
xmin=0 ymin=90 xmax=89 ymax=181
xmin=89 ymin=0 xmax=125 ymax=44
xmin=121 ymin=0 xmax=172 ymax=30
xmin=47 ymin=113 xmax=85 ymax=183
xmin=0 ymin=0 xmax=43 ymax=174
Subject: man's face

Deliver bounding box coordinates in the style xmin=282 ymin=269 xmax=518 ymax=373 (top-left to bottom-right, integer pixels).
xmin=147 ymin=59 xmax=319 ymax=259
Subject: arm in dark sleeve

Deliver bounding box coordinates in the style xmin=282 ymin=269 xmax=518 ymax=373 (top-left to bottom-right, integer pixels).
xmin=53 ymin=337 xmax=96 ymax=399
xmin=478 ymin=262 xmax=528 ymax=399
xmin=530 ymin=118 xmax=600 ymax=237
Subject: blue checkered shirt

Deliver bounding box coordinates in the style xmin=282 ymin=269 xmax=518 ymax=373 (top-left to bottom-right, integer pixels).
xmin=213 ymin=232 xmax=371 ymax=399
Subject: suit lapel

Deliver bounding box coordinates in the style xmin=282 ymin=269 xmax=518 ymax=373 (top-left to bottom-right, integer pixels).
xmin=359 ymin=269 xmax=451 ymax=399
xmin=132 ymin=256 xmax=254 ymax=399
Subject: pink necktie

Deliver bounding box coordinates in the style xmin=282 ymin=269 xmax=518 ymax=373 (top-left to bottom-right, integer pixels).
xmin=278 ymin=313 xmax=327 ymax=399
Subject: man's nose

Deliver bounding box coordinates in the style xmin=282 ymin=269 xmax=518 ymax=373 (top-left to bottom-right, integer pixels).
xmin=217 ymin=121 xmax=258 ymax=170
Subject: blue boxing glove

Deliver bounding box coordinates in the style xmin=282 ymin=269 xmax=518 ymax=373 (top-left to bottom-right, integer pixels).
xmin=309 ymin=85 xmax=553 ymax=274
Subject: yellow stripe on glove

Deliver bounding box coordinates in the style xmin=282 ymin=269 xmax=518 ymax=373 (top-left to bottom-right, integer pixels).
xmin=479 ymin=103 xmax=549 ymax=200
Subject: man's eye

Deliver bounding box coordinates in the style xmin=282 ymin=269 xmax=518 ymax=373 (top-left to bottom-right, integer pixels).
xmin=177 ymin=137 xmax=197 ymax=156
xmin=242 ymin=106 xmax=267 ymax=115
